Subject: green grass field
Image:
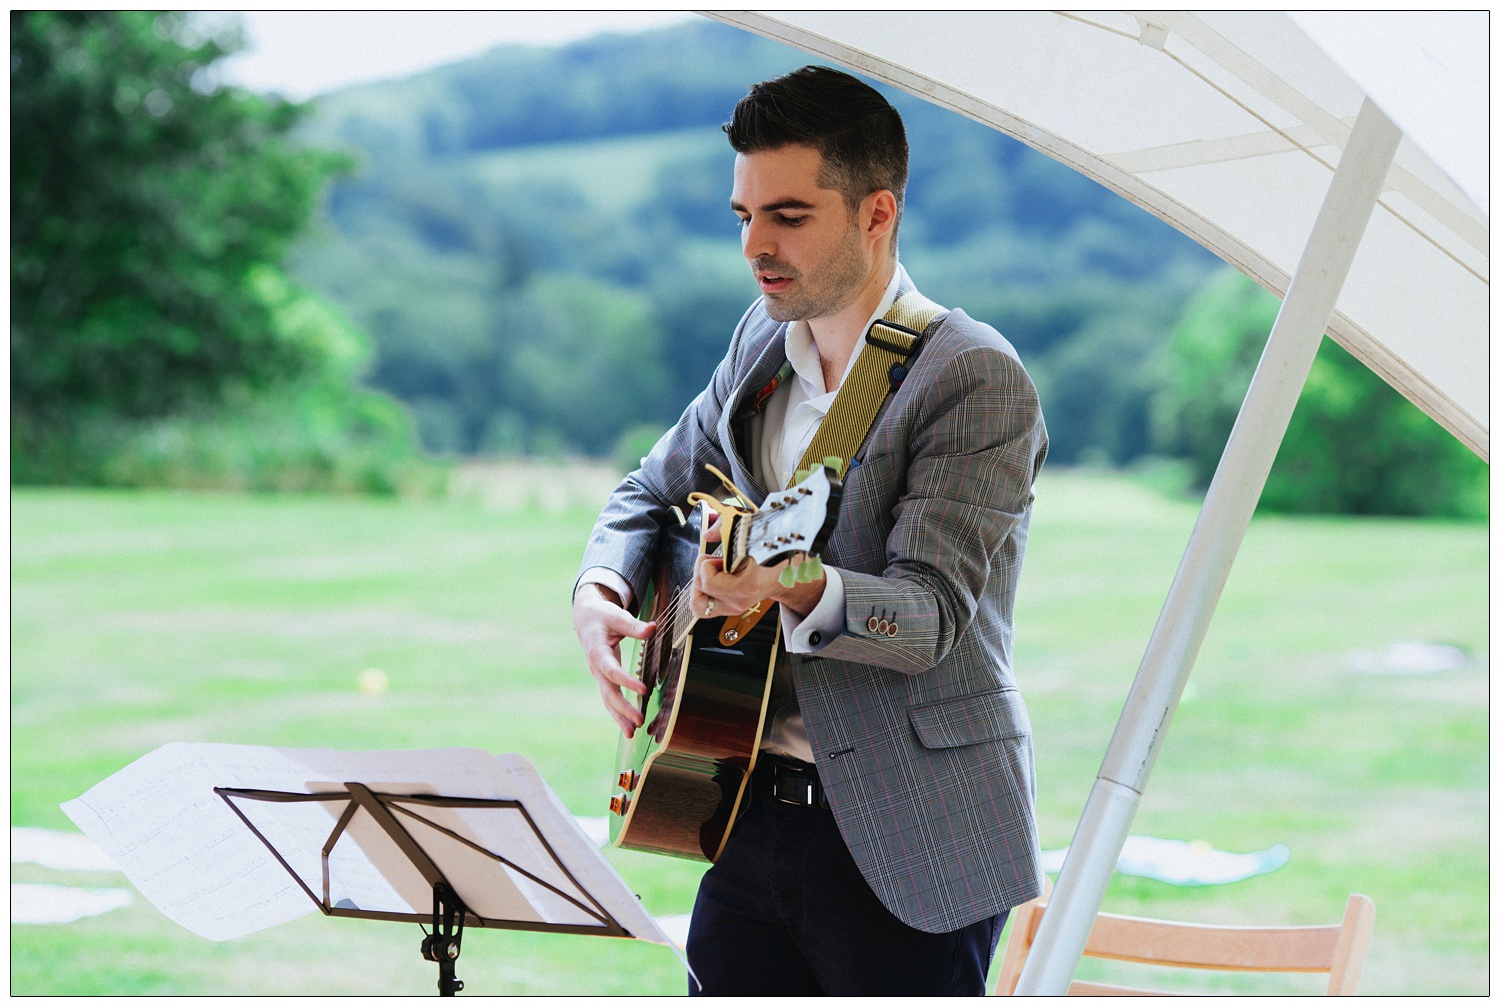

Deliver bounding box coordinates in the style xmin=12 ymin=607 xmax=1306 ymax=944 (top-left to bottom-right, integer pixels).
xmin=10 ymin=468 xmax=1488 ymax=994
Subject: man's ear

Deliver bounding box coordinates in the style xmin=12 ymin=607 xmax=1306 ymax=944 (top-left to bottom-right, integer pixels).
xmin=862 ymin=189 xmax=897 ymax=243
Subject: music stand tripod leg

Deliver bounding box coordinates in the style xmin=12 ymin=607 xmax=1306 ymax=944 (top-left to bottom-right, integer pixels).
xmin=420 ymin=881 xmax=466 ymax=996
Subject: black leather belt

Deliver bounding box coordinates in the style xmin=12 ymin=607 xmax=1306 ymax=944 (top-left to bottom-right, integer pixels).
xmin=760 ymin=754 xmax=831 ymax=809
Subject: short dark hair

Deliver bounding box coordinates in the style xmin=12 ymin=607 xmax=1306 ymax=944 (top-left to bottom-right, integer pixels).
xmin=724 ymin=65 xmax=908 ymax=234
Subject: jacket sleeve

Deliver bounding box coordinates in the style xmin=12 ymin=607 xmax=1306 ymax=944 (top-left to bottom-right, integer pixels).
xmin=813 ymin=343 xmax=1047 ymax=673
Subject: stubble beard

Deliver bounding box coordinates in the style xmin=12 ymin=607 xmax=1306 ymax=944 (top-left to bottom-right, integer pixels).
xmin=759 ymin=223 xmax=869 ymax=324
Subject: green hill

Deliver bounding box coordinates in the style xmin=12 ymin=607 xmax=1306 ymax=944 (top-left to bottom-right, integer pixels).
xmin=466 ymin=128 xmax=725 ymax=209
xmin=288 ymin=19 xmax=1221 ymax=460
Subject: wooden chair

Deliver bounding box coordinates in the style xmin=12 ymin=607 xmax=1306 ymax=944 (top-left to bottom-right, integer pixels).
xmin=994 ymin=878 xmax=1375 ymax=995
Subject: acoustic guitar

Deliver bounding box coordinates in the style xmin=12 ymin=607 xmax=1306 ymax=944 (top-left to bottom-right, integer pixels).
xmin=607 ymin=463 xmax=843 ymax=861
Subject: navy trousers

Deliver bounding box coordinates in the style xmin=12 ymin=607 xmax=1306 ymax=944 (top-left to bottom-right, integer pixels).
xmin=685 ymin=765 xmax=1008 ymax=996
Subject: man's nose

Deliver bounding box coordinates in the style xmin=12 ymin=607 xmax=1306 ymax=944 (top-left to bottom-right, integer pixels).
xmin=741 ymin=217 xmax=774 ymax=261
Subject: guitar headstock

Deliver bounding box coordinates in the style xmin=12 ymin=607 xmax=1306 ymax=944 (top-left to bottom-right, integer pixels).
xmin=727 ymin=462 xmax=842 ymax=574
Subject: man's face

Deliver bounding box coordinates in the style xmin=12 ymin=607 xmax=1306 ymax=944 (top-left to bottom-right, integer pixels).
xmin=730 ymin=145 xmax=870 ymax=323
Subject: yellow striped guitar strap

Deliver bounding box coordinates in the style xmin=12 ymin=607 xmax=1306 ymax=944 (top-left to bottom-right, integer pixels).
xmin=791 ymin=288 xmax=947 ymax=481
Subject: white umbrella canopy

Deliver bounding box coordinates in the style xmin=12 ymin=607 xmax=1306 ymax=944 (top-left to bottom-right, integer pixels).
xmin=706 ymin=11 xmax=1489 ymax=458
xmin=705 ymin=10 xmax=1487 ymax=994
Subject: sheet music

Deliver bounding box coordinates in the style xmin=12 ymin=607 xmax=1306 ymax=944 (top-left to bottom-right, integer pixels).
xmin=61 ymin=744 xmax=676 ymax=951
xmin=60 ymin=744 xmax=322 ymax=940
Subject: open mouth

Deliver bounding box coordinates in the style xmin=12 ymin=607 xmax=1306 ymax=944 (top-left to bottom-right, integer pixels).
xmin=756 ymin=273 xmax=792 ymax=294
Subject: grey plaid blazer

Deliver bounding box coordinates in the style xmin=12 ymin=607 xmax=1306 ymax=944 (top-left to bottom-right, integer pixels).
xmin=580 ymin=270 xmax=1048 ymax=932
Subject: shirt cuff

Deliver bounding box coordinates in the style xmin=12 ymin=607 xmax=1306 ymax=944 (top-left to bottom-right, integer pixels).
xmin=576 ymin=567 xmax=634 ymax=610
xmin=781 ymin=567 xmax=844 ymax=653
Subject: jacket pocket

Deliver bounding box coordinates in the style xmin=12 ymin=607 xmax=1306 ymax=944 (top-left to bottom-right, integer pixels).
xmin=907 ymin=688 xmax=1031 ymax=750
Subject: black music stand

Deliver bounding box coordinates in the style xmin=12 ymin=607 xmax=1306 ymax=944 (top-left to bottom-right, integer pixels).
xmin=215 ymin=782 xmax=631 ymax=996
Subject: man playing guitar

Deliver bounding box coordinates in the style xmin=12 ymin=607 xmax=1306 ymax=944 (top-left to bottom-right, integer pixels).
xmin=573 ymin=66 xmax=1048 ymax=996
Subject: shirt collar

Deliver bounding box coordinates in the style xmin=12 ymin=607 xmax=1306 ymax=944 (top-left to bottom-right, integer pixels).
xmin=784 ymin=263 xmax=908 ymax=396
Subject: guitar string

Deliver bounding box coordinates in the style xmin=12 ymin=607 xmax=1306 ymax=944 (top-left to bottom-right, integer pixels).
xmin=656 ymin=514 xmax=743 ymax=651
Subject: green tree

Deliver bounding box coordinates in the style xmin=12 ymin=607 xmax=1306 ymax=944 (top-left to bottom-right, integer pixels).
xmin=497 ymin=276 xmax=667 ymax=456
xmin=89 ymin=268 xmax=433 ymax=494
xmin=1153 ymin=269 xmax=1487 ymax=518
xmin=10 ymin=11 xmax=344 ymax=438
xmin=1032 ymin=315 xmax=1160 ymax=466
xmin=1150 ymin=270 xmax=1274 ymax=481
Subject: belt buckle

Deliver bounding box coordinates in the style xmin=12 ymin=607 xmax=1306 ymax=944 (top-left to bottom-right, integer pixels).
xmin=775 ymin=776 xmax=817 ymax=807
xmin=770 ymin=760 xmax=820 ymax=807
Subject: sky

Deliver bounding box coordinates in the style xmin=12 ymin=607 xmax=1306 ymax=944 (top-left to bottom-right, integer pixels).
xmin=198 ymin=11 xmax=700 ymax=101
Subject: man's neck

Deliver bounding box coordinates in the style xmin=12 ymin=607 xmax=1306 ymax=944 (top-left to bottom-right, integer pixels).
xmin=806 ymin=258 xmax=898 ymax=393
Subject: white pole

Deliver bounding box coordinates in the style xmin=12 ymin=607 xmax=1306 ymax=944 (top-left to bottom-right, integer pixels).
xmin=1015 ymin=97 xmax=1403 ymax=995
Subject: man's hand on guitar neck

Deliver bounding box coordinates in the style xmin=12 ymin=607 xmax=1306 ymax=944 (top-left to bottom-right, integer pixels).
xmin=692 ymin=518 xmax=827 ymax=620
xmin=573 ymin=583 xmax=654 ymax=737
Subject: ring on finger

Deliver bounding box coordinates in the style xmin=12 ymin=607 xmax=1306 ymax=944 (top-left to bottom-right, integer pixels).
xmin=704 ymin=599 xmax=715 ymax=618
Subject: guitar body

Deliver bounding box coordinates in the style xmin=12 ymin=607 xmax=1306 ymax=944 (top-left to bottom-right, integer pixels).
xmin=606 ymin=464 xmax=842 ymax=862
xmin=608 ymin=508 xmax=780 ymax=862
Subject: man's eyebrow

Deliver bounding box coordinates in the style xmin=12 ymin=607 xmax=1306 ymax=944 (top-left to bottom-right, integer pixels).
xmin=730 ymin=197 xmax=818 ymax=214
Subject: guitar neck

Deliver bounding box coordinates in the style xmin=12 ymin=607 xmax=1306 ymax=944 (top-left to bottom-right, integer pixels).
xmin=723 ymin=512 xmax=752 ymax=575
